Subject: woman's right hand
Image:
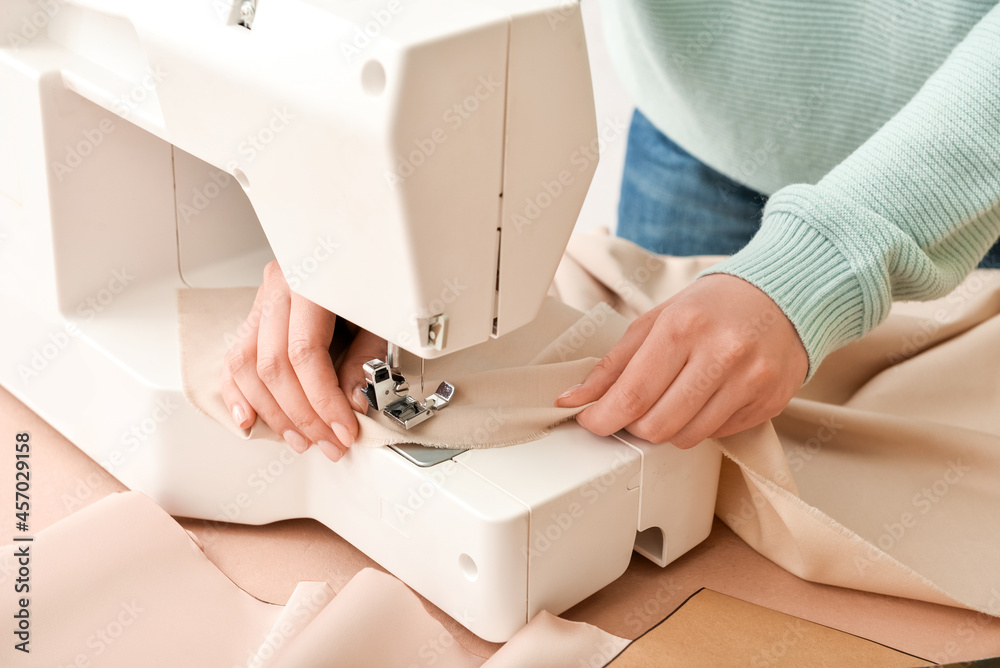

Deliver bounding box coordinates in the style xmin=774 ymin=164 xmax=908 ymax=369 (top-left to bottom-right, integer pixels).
xmin=220 ymin=261 xmax=387 ymax=461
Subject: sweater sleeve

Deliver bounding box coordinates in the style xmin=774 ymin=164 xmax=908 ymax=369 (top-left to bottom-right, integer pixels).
xmin=701 ymin=4 xmax=1000 ymax=379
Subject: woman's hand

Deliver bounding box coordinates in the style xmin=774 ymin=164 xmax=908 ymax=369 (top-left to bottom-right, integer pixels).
xmin=221 ymin=261 xmax=386 ymax=461
xmin=557 ymin=274 xmax=808 ymax=448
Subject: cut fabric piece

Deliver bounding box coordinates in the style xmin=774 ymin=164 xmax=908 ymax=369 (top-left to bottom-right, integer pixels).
xmin=0 ymin=491 xmax=627 ymax=667
xmin=179 ymin=289 xmax=627 ymax=448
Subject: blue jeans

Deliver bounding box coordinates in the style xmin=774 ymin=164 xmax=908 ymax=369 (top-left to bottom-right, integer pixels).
xmin=617 ymin=109 xmax=1000 ymax=267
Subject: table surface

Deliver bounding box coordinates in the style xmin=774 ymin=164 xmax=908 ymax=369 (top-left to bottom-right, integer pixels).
xmin=3 ymin=384 xmax=998 ymax=664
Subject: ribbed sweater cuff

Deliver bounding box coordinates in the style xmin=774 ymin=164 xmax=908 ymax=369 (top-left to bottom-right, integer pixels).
xmin=699 ymin=211 xmax=866 ymax=380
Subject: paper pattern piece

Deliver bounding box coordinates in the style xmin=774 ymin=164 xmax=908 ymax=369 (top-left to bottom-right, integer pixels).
xmin=606 ymin=588 xmax=925 ymax=666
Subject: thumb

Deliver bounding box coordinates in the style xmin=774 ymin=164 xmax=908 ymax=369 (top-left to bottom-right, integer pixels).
xmin=555 ymin=316 xmax=653 ymax=408
xmin=338 ymin=329 xmax=389 ymax=413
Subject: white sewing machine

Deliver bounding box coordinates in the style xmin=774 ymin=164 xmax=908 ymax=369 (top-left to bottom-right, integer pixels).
xmin=0 ymin=0 xmax=721 ymax=642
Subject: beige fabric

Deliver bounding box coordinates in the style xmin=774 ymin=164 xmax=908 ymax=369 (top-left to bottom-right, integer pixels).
xmin=179 ymin=230 xmax=1000 ymax=619
xmin=0 ymin=491 xmax=626 ymax=667
xmin=179 ymin=290 xmax=625 ymax=448
xmin=553 ymin=232 xmax=1000 ymax=618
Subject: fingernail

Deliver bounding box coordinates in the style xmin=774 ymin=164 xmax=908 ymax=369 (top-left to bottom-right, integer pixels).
xmin=558 ymin=384 xmax=583 ymax=400
xmin=283 ymin=430 xmax=309 ymax=453
xmin=331 ymin=422 xmax=355 ymax=448
xmin=318 ymin=440 xmax=343 ymax=462
xmin=352 ymin=386 xmax=369 ymax=413
xmin=231 ymin=404 xmax=245 ymax=426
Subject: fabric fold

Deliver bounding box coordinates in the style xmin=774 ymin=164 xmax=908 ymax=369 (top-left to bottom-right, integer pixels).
xmin=179 ymin=230 xmax=1000 ymax=625
xmin=555 ymin=232 xmax=1000 ymax=619
xmin=0 ymin=491 xmax=628 ymax=667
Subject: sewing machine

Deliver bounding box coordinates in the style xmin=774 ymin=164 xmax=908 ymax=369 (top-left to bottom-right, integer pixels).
xmin=0 ymin=0 xmax=721 ymax=642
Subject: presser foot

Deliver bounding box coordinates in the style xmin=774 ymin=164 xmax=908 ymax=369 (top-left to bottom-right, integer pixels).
xmin=362 ymin=359 xmax=455 ymax=429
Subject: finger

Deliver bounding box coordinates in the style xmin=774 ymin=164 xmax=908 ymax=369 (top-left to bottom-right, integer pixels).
xmin=220 ymin=370 xmax=255 ymax=429
xmin=555 ymin=313 xmax=658 ymax=408
xmin=663 ymin=386 xmax=752 ymax=449
xmin=221 ymin=313 xmax=264 ymax=431
xmin=226 ymin=263 xmax=314 ymax=454
xmin=711 ymin=397 xmax=786 ymax=439
xmin=220 ymin=276 xmax=283 ymax=428
xmin=338 ymin=329 xmax=389 ymax=414
xmin=287 ymin=291 xmax=359 ymax=448
xmin=623 ymin=354 xmax=726 ymax=444
xmin=574 ymin=323 xmax=689 ymax=436
xmin=256 ymin=283 xmax=344 ymax=455
xmin=229 ymin=331 xmax=311 ymax=454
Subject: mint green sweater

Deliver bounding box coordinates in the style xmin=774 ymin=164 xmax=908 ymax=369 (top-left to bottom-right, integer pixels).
xmin=601 ymin=0 xmax=1000 ymax=377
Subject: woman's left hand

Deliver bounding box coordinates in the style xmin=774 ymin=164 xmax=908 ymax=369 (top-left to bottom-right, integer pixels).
xmin=557 ymin=274 xmax=808 ymax=448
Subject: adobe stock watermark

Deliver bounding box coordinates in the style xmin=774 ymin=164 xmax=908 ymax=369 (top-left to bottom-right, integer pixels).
xmin=522 ymin=449 xmax=633 ymax=562
xmin=6 ymin=0 xmax=67 ymax=52
xmin=853 ymin=459 xmax=971 ymax=574
xmin=389 ymin=457 xmax=463 ymax=525
xmin=778 ymin=416 xmax=843 ymax=485
xmin=467 ymin=406 xmax=508 ymax=445
xmin=717 ymin=83 xmax=828 ymax=200
xmin=50 ymin=67 xmax=168 ymax=183
xmin=60 ymin=467 xmax=118 ymax=513
xmin=339 ymin=0 xmax=404 ymax=64
xmin=222 ymin=277 xmax=286 ymax=351
xmin=579 ymin=637 xmax=629 ymax=668
xmin=239 ymin=585 xmax=332 ymax=668
xmin=219 ymin=252 xmax=338 ymax=353
xmin=58 ymin=397 xmax=180 ymax=494
xmin=886 ymin=272 xmax=1000 ymax=366
xmin=177 ymin=169 xmax=235 ymax=225
xmin=188 ymin=108 xmax=295 ymax=206
xmin=383 ymin=74 xmax=503 ymax=187
xmin=927 ymin=587 xmax=1000 ymax=665
xmin=545 ymin=0 xmax=579 ymax=31
xmin=555 ymin=307 xmax=610 ymax=361
xmin=389 ymin=408 xmax=507 ymax=525
xmin=77 ymin=268 xmax=135 ymax=321
xmin=393 ymin=276 xmax=468 ymax=350
xmin=725 ymin=415 xmax=842 ymax=530
xmin=118 ymin=397 xmax=180 ymax=451
xmin=178 ymin=109 xmax=293 ymax=202
xmin=15 ymin=322 xmax=80 ymax=385
xmin=232 ymin=107 xmax=295 ymax=166
xmin=614 ymin=254 xmax=662 ymax=302
xmin=681 ymin=307 xmax=784 ymax=403
xmin=511 ymin=116 xmax=627 ymax=233
xmin=748 ymin=619 xmax=807 ymax=667
xmin=622 ymin=577 xmax=684 ymax=634
xmin=667 ymin=1 xmax=744 ymax=75
xmin=201 ymin=446 xmax=301 ymax=541
xmin=51 ymin=118 xmax=117 ymax=184
xmin=54 ymin=600 xmax=144 ymax=668
xmin=16 ymin=267 xmax=134 ymax=384
xmin=283 ymin=235 xmax=342 ymax=291
xmin=112 ymin=66 xmax=169 ymax=118
xmin=404 ymin=610 xmax=479 ymax=668
xmin=407 ymin=628 xmax=460 ymax=667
